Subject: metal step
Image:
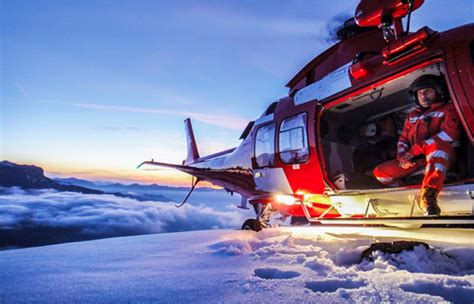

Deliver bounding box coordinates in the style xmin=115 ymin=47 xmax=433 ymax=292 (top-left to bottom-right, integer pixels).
xmin=298 ymin=184 xmax=473 ymax=222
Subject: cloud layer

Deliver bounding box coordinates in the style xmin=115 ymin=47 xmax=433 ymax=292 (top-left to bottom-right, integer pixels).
xmin=0 ymin=187 xmax=244 ymax=249
xmin=52 ymin=101 xmax=248 ymax=130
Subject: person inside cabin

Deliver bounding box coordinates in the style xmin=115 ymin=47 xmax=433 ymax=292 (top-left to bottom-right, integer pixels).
xmin=373 ymin=74 xmax=461 ymax=216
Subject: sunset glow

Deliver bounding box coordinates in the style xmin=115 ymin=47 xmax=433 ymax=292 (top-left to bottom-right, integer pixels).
xmin=2 ymin=0 xmax=472 ymax=186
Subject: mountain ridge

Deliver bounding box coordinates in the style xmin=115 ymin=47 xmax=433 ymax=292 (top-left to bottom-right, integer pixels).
xmin=0 ymin=161 xmax=103 ymax=194
xmin=0 ymin=161 xmax=171 ymax=201
xmin=53 ymin=176 xmax=221 ymax=192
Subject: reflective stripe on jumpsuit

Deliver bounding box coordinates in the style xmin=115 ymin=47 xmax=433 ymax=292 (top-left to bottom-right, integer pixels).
xmin=373 ymin=102 xmax=461 ymax=191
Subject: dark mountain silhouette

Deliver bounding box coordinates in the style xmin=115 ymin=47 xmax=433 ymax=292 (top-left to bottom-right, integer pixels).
xmin=54 ymin=177 xmax=221 ymax=193
xmin=52 ymin=177 xmax=98 ymax=189
xmin=0 ymin=161 xmax=102 ymax=194
xmin=0 ymin=161 xmax=170 ymax=201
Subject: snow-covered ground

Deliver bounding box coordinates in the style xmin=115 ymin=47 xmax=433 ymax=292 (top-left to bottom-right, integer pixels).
xmin=1 ymin=227 xmax=473 ymax=303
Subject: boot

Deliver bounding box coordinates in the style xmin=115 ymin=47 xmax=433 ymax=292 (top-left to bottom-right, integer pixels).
xmin=420 ymin=187 xmax=441 ymax=216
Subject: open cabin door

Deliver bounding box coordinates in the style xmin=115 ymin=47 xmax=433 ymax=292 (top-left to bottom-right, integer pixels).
xmin=445 ymin=41 xmax=474 ymax=143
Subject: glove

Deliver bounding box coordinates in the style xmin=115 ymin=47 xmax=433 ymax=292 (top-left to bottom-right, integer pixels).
xmin=399 ymin=152 xmax=416 ymax=169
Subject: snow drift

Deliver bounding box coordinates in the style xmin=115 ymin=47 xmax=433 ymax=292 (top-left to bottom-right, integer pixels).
xmin=0 ymin=228 xmax=473 ymax=303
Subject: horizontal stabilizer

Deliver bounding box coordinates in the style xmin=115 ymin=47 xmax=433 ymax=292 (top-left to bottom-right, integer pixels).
xmin=137 ymin=160 xmax=216 ymax=185
xmin=137 ymin=160 xmax=204 ymax=175
xmin=137 ymin=160 xmax=255 ymax=192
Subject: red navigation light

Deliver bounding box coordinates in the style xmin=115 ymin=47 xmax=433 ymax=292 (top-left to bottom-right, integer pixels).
xmin=350 ymin=61 xmax=368 ymax=80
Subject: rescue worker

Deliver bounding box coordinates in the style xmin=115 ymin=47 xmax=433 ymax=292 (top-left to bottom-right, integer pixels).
xmin=373 ymin=74 xmax=461 ymax=216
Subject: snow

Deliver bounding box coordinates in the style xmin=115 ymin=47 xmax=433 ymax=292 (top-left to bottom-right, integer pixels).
xmin=1 ymin=227 xmax=473 ymax=303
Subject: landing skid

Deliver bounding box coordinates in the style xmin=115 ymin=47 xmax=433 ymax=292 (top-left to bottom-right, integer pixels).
xmin=299 ymin=199 xmax=474 ymax=229
xmin=297 ymin=183 xmax=474 ymax=229
xmin=317 ymin=216 xmax=474 ymax=229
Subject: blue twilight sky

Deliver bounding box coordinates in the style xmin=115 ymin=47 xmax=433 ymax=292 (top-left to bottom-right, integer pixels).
xmin=1 ymin=0 xmax=473 ymax=185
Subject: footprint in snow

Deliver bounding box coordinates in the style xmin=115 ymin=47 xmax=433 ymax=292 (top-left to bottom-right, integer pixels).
xmin=254 ymin=268 xmax=301 ymax=280
xmin=400 ymin=280 xmax=474 ymax=303
xmin=305 ymin=279 xmax=367 ymax=293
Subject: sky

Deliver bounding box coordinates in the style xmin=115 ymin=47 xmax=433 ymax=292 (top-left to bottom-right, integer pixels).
xmin=1 ymin=0 xmax=473 ymax=186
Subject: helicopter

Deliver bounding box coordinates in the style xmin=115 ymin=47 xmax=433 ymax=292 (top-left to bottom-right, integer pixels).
xmin=139 ymin=0 xmax=474 ymax=230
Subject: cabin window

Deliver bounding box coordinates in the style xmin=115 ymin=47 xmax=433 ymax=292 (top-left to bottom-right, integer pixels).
xmin=279 ymin=113 xmax=309 ymax=164
xmin=255 ymin=123 xmax=276 ymax=167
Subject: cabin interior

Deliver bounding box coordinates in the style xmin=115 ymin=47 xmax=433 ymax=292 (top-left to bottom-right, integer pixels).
xmin=319 ymin=63 xmax=474 ymax=190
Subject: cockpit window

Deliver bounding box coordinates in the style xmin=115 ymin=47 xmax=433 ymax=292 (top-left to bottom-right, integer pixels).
xmin=255 ymin=123 xmax=276 ymax=167
xmin=279 ymin=113 xmax=309 ymax=164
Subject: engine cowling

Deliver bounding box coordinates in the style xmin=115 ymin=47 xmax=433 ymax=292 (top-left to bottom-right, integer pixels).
xmin=354 ymin=0 xmax=424 ymax=28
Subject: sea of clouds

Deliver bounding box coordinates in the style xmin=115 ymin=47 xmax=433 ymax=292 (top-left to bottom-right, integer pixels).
xmin=0 ymin=187 xmax=245 ymax=249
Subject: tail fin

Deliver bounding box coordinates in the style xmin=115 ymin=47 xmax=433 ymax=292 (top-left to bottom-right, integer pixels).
xmin=184 ymin=118 xmax=200 ymax=165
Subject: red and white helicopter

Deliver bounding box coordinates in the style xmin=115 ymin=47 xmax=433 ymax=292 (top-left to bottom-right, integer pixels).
xmin=139 ymin=0 xmax=474 ymax=230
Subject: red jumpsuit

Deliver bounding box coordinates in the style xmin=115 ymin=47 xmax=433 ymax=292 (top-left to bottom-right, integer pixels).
xmin=373 ymin=102 xmax=461 ymax=190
